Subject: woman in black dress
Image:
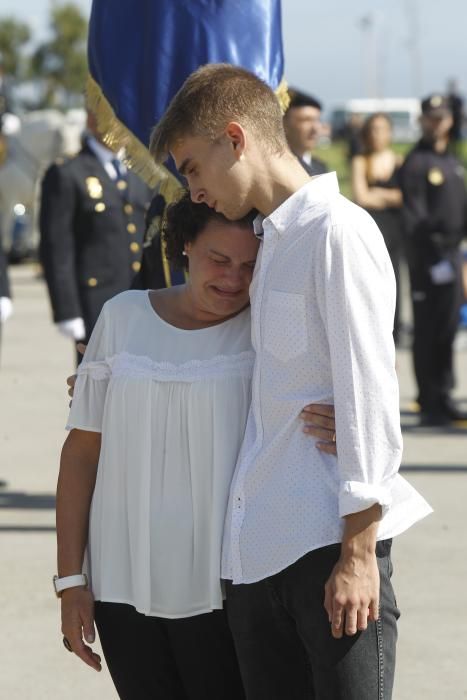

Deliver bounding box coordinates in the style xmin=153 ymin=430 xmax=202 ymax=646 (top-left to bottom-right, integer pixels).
xmin=351 ymin=113 xmax=403 ymax=344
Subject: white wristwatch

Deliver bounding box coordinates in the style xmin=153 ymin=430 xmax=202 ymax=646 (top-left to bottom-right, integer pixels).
xmin=53 ymin=573 xmax=88 ymax=598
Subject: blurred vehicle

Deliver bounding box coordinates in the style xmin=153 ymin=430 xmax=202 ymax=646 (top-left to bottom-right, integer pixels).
xmin=331 ymin=98 xmax=421 ymax=143
xmin=0 ymin=108 xmax=86 ymax=262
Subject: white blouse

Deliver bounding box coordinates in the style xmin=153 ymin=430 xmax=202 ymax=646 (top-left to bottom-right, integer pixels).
xmin=67 ymin=290 xmax=253 ymax=618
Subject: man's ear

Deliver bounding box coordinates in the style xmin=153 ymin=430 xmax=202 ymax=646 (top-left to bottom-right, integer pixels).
xmin=225 ymin=122 xmax=246 ymax=159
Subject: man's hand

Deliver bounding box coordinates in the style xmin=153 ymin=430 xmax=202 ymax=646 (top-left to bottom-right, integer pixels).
xmin=324 ymin=549 xmax=380 ymax=638
xmin=324 ymin=503 xmax=381 ymax=638
xmin=61 ymin=587 xmax=101 ymax=671
xmin=300 ymin=404 xmax=336 ymax=455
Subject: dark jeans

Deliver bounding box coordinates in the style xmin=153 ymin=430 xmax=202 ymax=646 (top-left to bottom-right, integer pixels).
xmin=226 ymin=540 xmax=399 ymax=700
xmin=94 ymin=601 xmax=245 ymax=700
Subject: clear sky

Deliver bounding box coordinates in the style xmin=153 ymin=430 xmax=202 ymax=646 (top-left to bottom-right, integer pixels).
xmin=4 ymin=0 xmax=466 ymax=113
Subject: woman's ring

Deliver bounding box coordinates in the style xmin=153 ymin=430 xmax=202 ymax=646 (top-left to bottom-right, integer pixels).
xmin=331 ymin=432 xmax=336 ymax=443
xmin=62 ymin=636 xmax=73 ymax=652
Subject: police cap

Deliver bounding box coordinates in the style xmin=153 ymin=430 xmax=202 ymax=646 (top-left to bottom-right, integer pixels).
xmin=421 ymin=94 xmax=451 ymax=117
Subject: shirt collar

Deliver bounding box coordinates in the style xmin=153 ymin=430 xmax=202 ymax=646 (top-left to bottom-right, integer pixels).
xmin=253 ymin=214 xmax=265 ymax=239
xmin=263 ymin=172 xmax=339 ymax=236
xmin=86 ymin=135 xmax=120 ymax=166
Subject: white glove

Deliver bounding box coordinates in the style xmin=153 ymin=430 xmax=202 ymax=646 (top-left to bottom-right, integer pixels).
xmin=57 ymin=317 xmax=86 ymax=340
xmin=0 ymin=297 xmax=13 ymax=323
xmin=1 ymin=113 xmax=21 ymax=136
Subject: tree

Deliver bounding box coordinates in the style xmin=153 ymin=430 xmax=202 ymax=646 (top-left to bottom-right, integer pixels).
xmin=31 ymin=2 xmax=88 ymax=107
xmin=0 ymin=17 xmax=31 ymax=78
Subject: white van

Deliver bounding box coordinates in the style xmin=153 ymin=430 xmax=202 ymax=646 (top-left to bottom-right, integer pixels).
xmin=331 ymin=98 xmax=421 ymax=143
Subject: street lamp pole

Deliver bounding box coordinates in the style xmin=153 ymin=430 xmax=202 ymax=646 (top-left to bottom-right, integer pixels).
xmin=405 ymin=0 xmax=422 ymax=96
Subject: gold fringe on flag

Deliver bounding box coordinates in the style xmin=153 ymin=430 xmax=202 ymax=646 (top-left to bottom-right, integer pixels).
xmin=85 ymin=74 xmax=182 ymax=201
xmin=275 ymin=78 xmax=290 ymax=113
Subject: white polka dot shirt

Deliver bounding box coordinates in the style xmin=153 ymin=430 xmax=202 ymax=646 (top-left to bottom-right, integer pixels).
xmin=221 ymin=173 xmax=432 ymax=585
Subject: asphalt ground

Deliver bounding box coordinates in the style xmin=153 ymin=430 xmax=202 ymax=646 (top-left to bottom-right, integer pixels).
xmin=1 ymin=264 xmax=466 ymax=699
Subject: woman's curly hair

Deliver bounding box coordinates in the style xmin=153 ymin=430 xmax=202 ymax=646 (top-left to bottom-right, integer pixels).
xmin=163 ymin=190 xmax=255 ymax=270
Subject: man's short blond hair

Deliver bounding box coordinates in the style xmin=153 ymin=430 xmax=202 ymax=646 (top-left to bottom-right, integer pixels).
xmin=150 ymin=63 xmax=287 ymax=163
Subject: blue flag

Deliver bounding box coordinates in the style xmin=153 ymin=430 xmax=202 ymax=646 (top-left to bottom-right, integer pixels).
xmin=87 ymin=0 xmax=286 ymax=186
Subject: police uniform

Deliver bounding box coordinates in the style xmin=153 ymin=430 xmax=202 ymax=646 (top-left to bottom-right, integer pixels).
xmin=132 ymin=191 xmax=186 ymax=291
xmin=400 ymin=96 xmax=467 ymax=423
xmin=39 ymin=137 xmax=153 ymax=343
xmin=0 ymin=237 xmax=10 ymax=300
xmin=298 ymin=154 xmax=327 ymax=177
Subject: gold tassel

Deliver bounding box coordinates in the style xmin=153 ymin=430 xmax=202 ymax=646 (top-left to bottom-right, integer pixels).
xmin=85 ymin=73 xmax=182 ymax=199
xmin=275 ymin=78 xmax=290 ymax=113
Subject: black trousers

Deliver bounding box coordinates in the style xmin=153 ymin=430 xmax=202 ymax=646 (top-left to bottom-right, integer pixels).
xmin=226 ymin=541 xmax=399 ymax=700
xmin=94 ymin=602 xmax=245 ymax=700
xmin=409 ymin=255 xmax=463 ymax=413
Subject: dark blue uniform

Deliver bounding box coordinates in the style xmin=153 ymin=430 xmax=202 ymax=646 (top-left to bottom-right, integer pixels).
xmin=0 ymin=236 xmax=10 ymax=299
xmin=132 ymin=191 xmax=186 ymax=291
xmin=400 ymin=139 xmax=467 ymax=421
xmin=39 ymin=140 xmax=153 ymax=340
xmin=298 ymin=155 xmax=327 ymax=177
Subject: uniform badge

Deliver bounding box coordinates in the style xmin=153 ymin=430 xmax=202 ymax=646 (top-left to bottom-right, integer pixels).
xmin=85 ymin=177 xmax=104 ymax=199
xmin=430 ymin=95 xmax=443 ymax=108
xmin=427 ymin=167 xmax=444 ymax=186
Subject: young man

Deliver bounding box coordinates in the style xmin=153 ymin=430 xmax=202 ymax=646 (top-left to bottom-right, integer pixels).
xmin=151 ymin=64 xmax=432 ymax=700
xmin=283 ymin=88 xmax=327 ymax=176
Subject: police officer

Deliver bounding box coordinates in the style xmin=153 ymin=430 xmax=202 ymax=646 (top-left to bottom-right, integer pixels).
xmin=40 ymin=112 xmax=152 ymax=361
xmin=400 ymin=95 xmax=467 ymax=426
xmin=283 ymin=89 xmax=327 ymax=176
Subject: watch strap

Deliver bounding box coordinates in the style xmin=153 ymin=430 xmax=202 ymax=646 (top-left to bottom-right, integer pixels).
xmin=53 ymin=573 xmax=88 ymax=597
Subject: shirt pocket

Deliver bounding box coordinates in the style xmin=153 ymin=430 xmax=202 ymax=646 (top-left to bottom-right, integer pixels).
xmin=263 ymin=290 xmax=308 ymax=362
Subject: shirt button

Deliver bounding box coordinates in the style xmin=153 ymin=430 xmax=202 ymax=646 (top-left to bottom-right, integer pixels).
xmin=87 ymin=277 xmax=98 ymax=287
xmin=124 ymin=204 xmax=133 ymax=215
xmin=130 ymin=242 xmax=140 ymax=253
xmin=127 ymin=223 xmax=137 ymax=234
xmin=94 ymin=202 xmax=106 ymax=213
xmin=132 ymin=261 xmax=141 ymax=272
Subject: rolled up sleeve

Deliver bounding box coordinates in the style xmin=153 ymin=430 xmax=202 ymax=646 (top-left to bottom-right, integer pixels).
xmin=316 ymin=215 xmax=403 ymax=518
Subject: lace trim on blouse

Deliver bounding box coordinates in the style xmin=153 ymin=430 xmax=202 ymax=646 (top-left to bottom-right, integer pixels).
xmin=77 ymin=351 xmax=255 ymax=383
